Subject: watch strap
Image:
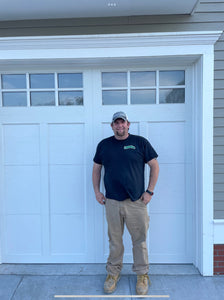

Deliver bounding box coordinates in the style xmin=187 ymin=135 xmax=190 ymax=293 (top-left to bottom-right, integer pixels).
xmin=146 ymin=189 xmax=154 ymax=196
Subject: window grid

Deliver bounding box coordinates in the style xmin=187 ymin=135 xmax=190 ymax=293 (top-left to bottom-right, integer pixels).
xmin=26 ymin=73 xmax=30 ymax=107
xmin=0 ymin=72 xmax=84 ymax=107
xmin=127 ymin=71 xmax=131 ymax=105
xmin=102 ymin=70 xmax=185 ymax=105
xmin=156 ymin=70 xmax=160 ymax=105
xmin=29 ymin=73 xmax=55 ymax=106
xmin=54 ymin=73 xmax=59 ymax=106
xmin=0 ymin=75 xmax=2 ymax=106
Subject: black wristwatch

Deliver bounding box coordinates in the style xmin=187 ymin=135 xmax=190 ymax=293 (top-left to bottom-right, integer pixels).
xmin=146 ymin=189 xmax=154 ymax=196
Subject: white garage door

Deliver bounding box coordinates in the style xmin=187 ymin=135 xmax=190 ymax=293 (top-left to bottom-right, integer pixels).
xmin=0 ymin=68 xmax=193 ymax=263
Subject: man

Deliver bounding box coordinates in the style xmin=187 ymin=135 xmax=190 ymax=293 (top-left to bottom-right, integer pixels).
xmin=92 ymin=111 xmax=159 ymax=295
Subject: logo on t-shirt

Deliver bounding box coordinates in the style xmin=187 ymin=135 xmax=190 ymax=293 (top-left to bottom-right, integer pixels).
xmin=124 ymin=145 xmax=136 ymax=150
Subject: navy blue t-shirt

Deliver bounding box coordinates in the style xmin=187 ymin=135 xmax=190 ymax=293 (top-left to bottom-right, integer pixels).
xmin=93 ymin=134 xmax=158 ymax=201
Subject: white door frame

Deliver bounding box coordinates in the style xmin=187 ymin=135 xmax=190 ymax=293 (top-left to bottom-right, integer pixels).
xmin=0 ymin=31 xmax=222 ymax=275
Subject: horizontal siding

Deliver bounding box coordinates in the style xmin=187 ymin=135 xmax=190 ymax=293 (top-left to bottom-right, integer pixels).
xmin=1 ymin=14 xmax=224 ymax=30
xmin=215 ymin=70 xmax=224 ymax=79
xmin=214 ymin=211 xmax=224 ymax=218
xmin=214 ymin=100 xmax=224 ymax=108
xmin=201 ymin=0 xmax=224 ymax=2
xmin=0 ymin=22 xmax=223 ymax=37
xmin=214 ymin=89 xmax=224 ymax=98
xmin=215 ymin=41 xmax=224 ymax=50
xmin=215 ymin=174 xmax=224 ymax=183
xmin=214 ymin=156 xmax=224 ymax=164
xmin=215 ymin=60 xmax=224 ymax=70
xmin=214 ymin=201 xmax=224 ymax=210
xmin=196 ymin=2 xmax=224 ymax=12
xmin=214 ymin=164 xmax=224 ymax=173
xmin=215 ymin=51 xmax=224 ymax=60
xmin=0 ymin=2 xmax=224 ymax=37
xmin=214 ymin=15 xmax=224 ymax=218
xmin=214 ymin=108 xmax=224 ymax=117
xmin=214 ymin=146 xmax=224 ymax=155
xmin=214 ymin=136 xmax=224 ymax=145
xmin=214 ymin=183 xmax=224 ymax=192
xmin=215 ymin=192 xmax=224 ymax=201
xmin=214 ymin=128 xmax=224 ymax=137
xmin=215 ymin=80 xmax=224 ymax=89
xmin=215 ymin=192 xmax=224 ymax=220
xmin=0 ymin=1 xmax=223 ymax=218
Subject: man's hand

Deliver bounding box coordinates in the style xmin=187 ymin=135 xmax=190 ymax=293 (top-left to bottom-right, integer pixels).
xmin=141 ymin=192 xmax=152 ymax=205
xmin=95 ymin=191 xmax=106 ymax=205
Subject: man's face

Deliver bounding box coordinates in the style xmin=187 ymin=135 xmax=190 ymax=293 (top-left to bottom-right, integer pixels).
xmin=111 ymin=118 xmax=130 ymax=139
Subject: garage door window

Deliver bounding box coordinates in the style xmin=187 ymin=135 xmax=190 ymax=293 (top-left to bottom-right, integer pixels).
xmin=159 ymin=71 xmax=185 ymax=104
xmin=102 ymin=70 xmax=185 ymax=105
xmin=0 ymin=73 xmax=83 ymax=107
xmin=1 ymin=74 xmax=27 ymax=106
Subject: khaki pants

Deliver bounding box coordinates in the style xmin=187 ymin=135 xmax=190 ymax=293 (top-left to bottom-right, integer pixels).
xmin=105 ymin=198 xmax=150 ymax=276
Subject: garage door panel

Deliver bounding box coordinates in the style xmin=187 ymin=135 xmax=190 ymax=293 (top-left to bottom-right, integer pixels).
xmin=4 ymin=166 xmax=41 ymax=214
xmin=49 ymin=165 xmax=85 ymax=214
xmin=50 ymin=214 xmax=86 ymax=255
xmin=147 ymin=122 xmax=185 ymax=164
xmin=48 ymin=123 xmax=85 ymax=165
xmin=146 ymin=121 xmax=187 ymax=263
xmin=149 ymin=213 xmax=186 ymax=260
xmin=150 ymin=164 xmax=185 ymax=213
xmin=5 ymin=215 xmax=42 ymax=255
xmin=102 ymin=122 xmax=116 ymax=138
xmin=3 ymin=124 xmax=40 ymax=165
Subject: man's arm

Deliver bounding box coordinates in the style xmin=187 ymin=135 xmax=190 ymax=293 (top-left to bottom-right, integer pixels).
xmin=141 ymin=158 xmax=159 ymax=205
xmin=92 ymin=162 xmax=106 ymax=205
xmin=147 ymin=158 xmax=159 ymax=193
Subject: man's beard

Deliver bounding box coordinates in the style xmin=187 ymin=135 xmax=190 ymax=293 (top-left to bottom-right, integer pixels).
xmin=116 ymin=129 xmax=126 ymax=136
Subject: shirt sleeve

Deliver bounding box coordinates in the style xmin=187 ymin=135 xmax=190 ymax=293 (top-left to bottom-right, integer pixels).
xmin=93 ymin=142 xmax=102 ymax=164
xmin=143 ymin=139 xmax=158 ymax=163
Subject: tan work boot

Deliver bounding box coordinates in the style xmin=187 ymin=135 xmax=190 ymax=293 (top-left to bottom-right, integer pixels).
xmin=104 ymin=273 xmax=120 ymax=294
xmin=136 ymin=274 xmax=151 ymax=295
